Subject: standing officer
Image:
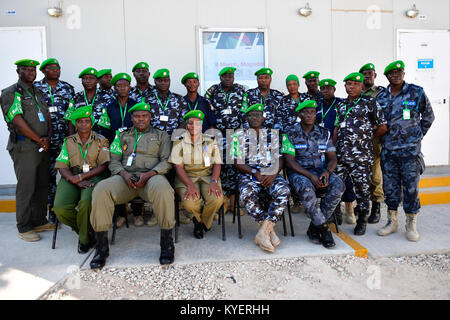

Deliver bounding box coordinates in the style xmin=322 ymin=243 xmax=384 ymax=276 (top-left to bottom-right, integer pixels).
xmin=278 ymin=74 xmax=308 ymax=133
xmin=377 ymin=60 xmax=434 ymax=242
xmin=1 ymin=59 xmax=54 ymax=242
xmin=302 ymin=71 xmax=324 ymax=103
xmin=233 ymin=104 xmax=290 ymax=253
xmin=98 ymin=72 xmax=142 ymax=227
xmin=204 ymin=67 xmax=246 ymax=214
xmin=129 ymin=62 xmax=154 ymax=102
xmin=333 ymin=72 xmax=387 ymax=235
xmin=96 ymin=69 xmax=116 ymax=115
xmin=283 ymin=100 xmax=344 ymax=248
xmin=359 ymin=63 xmax=385 ymax=224
xmin=35 ymin=58 xmax=75 ymax=223
xmin=90 ymin=102 xmax=175 ymax=268
xmin=245 ymin=68 xmax=283 ymax=130
xmin=145 ymin=68 xmax=188 ymax=136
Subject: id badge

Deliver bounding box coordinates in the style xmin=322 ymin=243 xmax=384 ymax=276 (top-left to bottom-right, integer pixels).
xmin=321 ymin=154 xmax=326 ymax=163
xmin=118 ymin=127 xmax=127 ymax=133
xmin=126 ymin=156 xmax=134 ymax=166
xmin=223 ymin=109 xmax=232 ymax=115
xmin=319 ymin=122 xmax=325 ymax=127
xmin=403 ymin=109 xmax=411 ymax=120
xmin=340 ymin=122 xmax=346 ymax=128
xmin=49 ymin=106 xmax=58 ymax=113
xmin=38 ymin=111 xmax=45 ymax=122
xmin=82 ymin=164 xmax=90 ymax=173
xmin=160 ymin=115 xmax=169 ymax=122
xmin=204 ymin=156 xmax=210 ymax=167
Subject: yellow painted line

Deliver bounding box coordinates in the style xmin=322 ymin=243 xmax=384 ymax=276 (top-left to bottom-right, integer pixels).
xmin=419 ymin=190 xmax=450 ymax=206
xmin=329 ymin=223 xmax=368 ymax=258
xmin=0 ymin=200 xmax=16 ymax=213
xmin=419 ymin=176 xmax=450 ymax=188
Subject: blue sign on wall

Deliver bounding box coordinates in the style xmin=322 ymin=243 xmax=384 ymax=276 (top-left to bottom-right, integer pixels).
xmin=418 ymin=59 xmax=434 ymax=69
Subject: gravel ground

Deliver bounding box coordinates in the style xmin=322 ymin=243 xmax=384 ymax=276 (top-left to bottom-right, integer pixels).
xmin=40 ymin=253 xmax=450 ymax=300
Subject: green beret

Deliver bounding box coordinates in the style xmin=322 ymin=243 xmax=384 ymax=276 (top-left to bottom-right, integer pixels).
xmin=39 ymin=58 xmax=59 ymax=71
xmin=132 ymin=62 xmax=149 ymax=72
xmin=359 ymin=63 xmax=375 ymax=73
xmin=254 ymin=68 xmax=273 ymax=76
xmin=219 ymin=67 xmax=236 ymax=76
xmin=111 ymin=73 xmax=131 ymax=86
xmin=71 ymin=106 xmax=95 ymax=127
xmin=15 ymin=59 xmax=40 ymax=68
xmin=128 ymin=102 xmax=151 ymax=113
xmin=384 ymin=60 xmax=405 ymax=75
xmin=181 ymin=72 xmax=199 ymax=84
xmin=183 ymin=110 xmax=205 ymax=122
xmin=319 ymin=78 xmax=337 ymax=87
xmin=303 ymin=71 xmax=320 ymax=79
xmin=79 ymin=67 xmax=98 ymax=78
xmin=286 ymin=74 xmax=299 ymax=84
xmin=295 ymin=100 xmax=317 ymax=112
xmin=343 ymin=72 xmax=364 ymax=82
xmin=244 ymin=103 xmax=264 ymax=114
xmin=153 ymin=68 xmax=170 ymax=79
xmin=97 ymin=69 xmax=112 ymax=78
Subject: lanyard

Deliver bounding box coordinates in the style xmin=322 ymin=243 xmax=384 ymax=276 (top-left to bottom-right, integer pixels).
xmin=132 ymin=128 xmax=144 ymax=154
xmin=84 ymin=89 xmax=97 ymax=106
xmin=155 ymin=93 xmax=171 ymax=112
xmin=291 ymin=95 xmax=300 ymax=110
xmin=321 ymin=98 xmax=336 ymax=121
xmin=78 ymin=143 xmax=90 ymax=160
xmin=187 ymin=100 xmax=199 ymax=111
xmin=46 ymin=83 xmax=55 ymax=105
xmin=220 ymin=89 xmax=232 ymax=107
xmin=24 ymin=88 xmax=41 ymax=112
xmin=344 ymin=96 xmax=362 ymax=120
xmin=259 ymin=89 xmax=268 ymax=106
xmin=118 ymin=100 xmax=128 ymax=126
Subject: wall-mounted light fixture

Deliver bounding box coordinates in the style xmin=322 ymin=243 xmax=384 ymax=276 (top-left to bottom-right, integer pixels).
xmin=405 ymin=4 xmax=419 ymax=18
xmin=47 ymin=1 xmax=63 ymax=17
xmin=298 ymin=3 xmax=312 ymax=17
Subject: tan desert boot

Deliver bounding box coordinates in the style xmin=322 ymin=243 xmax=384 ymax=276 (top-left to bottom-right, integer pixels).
xmin=146 ymin=214 xmax=158 ymax=227
xmin=254 ymin=220 xmax=275 ymax=253
xmin=377 ymin=209 xmax=398 ymax=236
xmin=405 ymin=213 xmax=419 ymax=242
xmin=344 ymin=202 xmax=356 ymax=224
xmin=18 ymin=230 xmax=40 ymax=242
xmin=259 ymin=220 xmax=280 ymax=247
xmin=33 ymin=222 xmax=58 ymax=232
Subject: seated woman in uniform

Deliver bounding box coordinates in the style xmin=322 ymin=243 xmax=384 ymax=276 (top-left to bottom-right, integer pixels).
xmin=53 ymin=105 xmax=110 ymax=253
xmin=169 ymin=110 xmax=224 ymax=239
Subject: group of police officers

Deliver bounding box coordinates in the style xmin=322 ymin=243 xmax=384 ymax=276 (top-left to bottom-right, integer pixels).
xmin=0 ymin=57 xmax=434 ymax=268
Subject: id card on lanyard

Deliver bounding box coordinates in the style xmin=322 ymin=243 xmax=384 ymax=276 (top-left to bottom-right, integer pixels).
xmin=156 ymin=93 xmax=171 ymax=122
xmin=127 ymin=129 xmax=144 ymax=167
xmin=25 ymin=88 xmax=45 ymax=122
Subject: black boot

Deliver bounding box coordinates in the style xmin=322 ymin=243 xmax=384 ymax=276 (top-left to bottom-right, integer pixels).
xmin=160 ymin=229 xmax=175 ymax=265
xmin=334 ymin=204 xmax=343 ymax=225
xmin=306 ymin=222 xmax=321 ymax=244
xmin=192 ymin=217 xmax=204 ymax=239
xmin=368 ymin=201 xmax=381 ymax=224
xmin=354 ymin=208 xmax=369 ymax=236
xmin=90 ymin=231 xmax=109 ymax=269
xmin=78 ymin=240 xmax=90 ymax=254
xmin=318 ymin=223 xmax=336 ymax=249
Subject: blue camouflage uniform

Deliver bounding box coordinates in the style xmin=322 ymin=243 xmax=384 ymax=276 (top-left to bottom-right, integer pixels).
xmin=277 ymin=93 xmax=309 ymax=133
xmin=205 ymin=83 xmax=246 ymax=196
xmin=233 ymin=129 xmax=290 ymax=223
xmin=245 ymin=88 xmax=284 ymax=130
xmin=129 ymin=84 xmax=154 ymax=103
xmin=74 ymin=90 xmax=103 ymax=132
xmin=334 ymin=95 xmax=387 ymax=217
xmin=377 ymin=82 xmax=434 ymax=214
xmin=35 ymin=78 xmax=75 ymax=210
xmin=282 ymin=125 xmax=344 ymax=226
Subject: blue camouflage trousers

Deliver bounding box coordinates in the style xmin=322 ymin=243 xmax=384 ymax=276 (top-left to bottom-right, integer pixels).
xmin=381 ymin=149 xmax=421 ymax=214
xmin=288 ymin=169 xmax=344 ymax=226
xmin=221 ymin=164 xmax=239 ymax=197
xmin=238 ymin=174 xmax=290 ymax=223
xmin=336 ymin=161 xmax=372 ymax=213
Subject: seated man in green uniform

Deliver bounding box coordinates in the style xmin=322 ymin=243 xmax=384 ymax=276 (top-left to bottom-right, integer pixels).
xmin=89 ymin=102 xmax=174 ymax=268
xmin=169 ymin=110 xmax=224 ymax=239
xmin=53 ymin=106 xmax=110 ymax=253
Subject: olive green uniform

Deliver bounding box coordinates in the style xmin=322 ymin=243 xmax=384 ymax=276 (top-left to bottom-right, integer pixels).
xmin=90 ymin=126 xmax=174 ymax=231
xmin=0 ymin=79 xmax=50 ymax=233
xmin=169 ymin=131 xmax=224 ymax=229
xmin=363 ymin=85 xmax=384 ymax=202
xmin=53 ymin=131 xmax=110 ymax=244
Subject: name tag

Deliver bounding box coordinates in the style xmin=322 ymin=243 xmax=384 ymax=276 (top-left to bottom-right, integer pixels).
xmin=82 ymin=164 xmax=90 ymax=173
xmin=160 ymin=115 xmax=169 ymax=122
xmin=223 ymin=109 xmax=232 ymax=115
xmin=340 ymin=122 xmax=346 ymax=128
xmin=403 ymin=109 xmax=411 ymax=120
xmin=204 ymin=156 xmax=210 ymax=167
xmin=295 ymin=144 xmax=307 ymax=149
xmin=49 ymin=106 xmax=58 ymax=113
xmin=403 ymin=100 xmax=416 ymax=107
xmin=318 ymin=145 xmax=327 ymax=150
xmin=126 ymin=156 xmax=134 ymax=166
xmin=118 ymin=127 xmax=128 ymax=133
xmin=38 ymin=111 xmax=45 ymax=122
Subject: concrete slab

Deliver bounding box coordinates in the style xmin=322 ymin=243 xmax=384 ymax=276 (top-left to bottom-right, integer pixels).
xmin=337 ymin=203 xmax=450 ymax=258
